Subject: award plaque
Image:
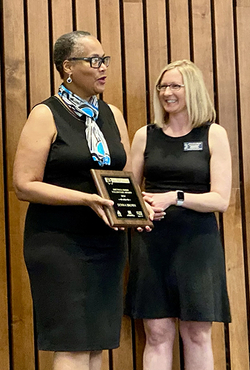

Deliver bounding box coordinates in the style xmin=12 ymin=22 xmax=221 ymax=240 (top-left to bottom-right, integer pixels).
xmin=91 ymin=169 xmax=153 ymax=227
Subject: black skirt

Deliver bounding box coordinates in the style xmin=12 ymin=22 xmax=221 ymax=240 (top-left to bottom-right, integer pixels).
xmin=125 ymin=206 xmax=231 ymax=323
xmin=24 ymin=206 xmax=127 ymax=351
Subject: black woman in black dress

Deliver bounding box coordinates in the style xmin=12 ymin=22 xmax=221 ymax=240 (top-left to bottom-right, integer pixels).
xmin=125 ymin=60 xmax=231 ymax=370
xmin=13 ymin=31 xmax=132 ymax=370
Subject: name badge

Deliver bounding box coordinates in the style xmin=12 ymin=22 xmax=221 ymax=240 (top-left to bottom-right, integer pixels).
xmin=183 ymin=142 xmax=203 ymax=151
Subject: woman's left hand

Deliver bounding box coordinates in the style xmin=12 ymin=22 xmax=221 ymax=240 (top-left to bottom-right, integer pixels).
xmin=142 ymin=191 xmax=175 ymax=218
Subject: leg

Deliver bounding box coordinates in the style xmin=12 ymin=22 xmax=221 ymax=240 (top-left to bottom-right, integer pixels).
xmin=143 ymin=317 xmax=176 ymax=370
xmin=89 ymin=351 xmax=102 ymax=370
xmin=53 ymin=351 xmax=90 ymax=370
xmin=179 ymin=321 xmax=213 ymax=370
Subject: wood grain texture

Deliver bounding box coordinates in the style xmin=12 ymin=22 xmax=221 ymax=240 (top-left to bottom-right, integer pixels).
xmin=112 ymin=316 xmax=133 ymax=370
xmin=236 ymin=0 xmax=250 ymax=6
xmin=3 ymin=0 xmax=36 ymax=368
xmin=99 ymin=0 xmax=123 ymax=111
xmin=27 ymin=0 xmax=51 ymax=108
xmin=191 ymin=0 xmax=214 ymax=99
xmin=213 ymin=0 xmax=240 ymax=185
xmin=123 ymin=1 xmax=147 ymax=141
xmin=38 ymin=351 xmax=54 ymax=370
xmin=212 ymin=323 xmax=226 ymax=370
xmin=145 ymin=0 xmax=168 ymax=122
xmin=51 ymin=0 xmax=73 ymax=92
xmin=214 ymin=1 xmax=249 ymax=369
xmin=134 ymin=319 xmax=145 ymax=370
xmin=101 ymin=350 xmax=110 ymax=370
xmin=223 ymin=189 xmax=249 ymax=370
xmin=112 ymin=263 xmax=133 ymax=370
xmin=0 ymin=58 xmax=10 ymax=370
xmin=172 ymin=322 xmax=181 ymax=370
xmin=236 ymin=6 xmax=250 ymax=303
xmin=169 ymin=0 xmax=190 ymax=61
xmin=75 ymin=0 xmax=97 ymax=37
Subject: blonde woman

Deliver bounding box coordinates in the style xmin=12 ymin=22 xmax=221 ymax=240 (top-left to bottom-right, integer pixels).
xmin=126 ymin=60 xmax=231 ymax=370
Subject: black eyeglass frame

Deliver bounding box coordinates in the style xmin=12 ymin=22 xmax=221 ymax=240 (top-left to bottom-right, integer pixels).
xmin=156 ymin=83 xmax=185 ymax=92
xmin=67 ymin=56 xmax=111 ymax=69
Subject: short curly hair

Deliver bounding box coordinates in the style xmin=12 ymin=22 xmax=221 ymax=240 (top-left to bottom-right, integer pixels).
xmin=54 ymin=30 xmax=91 ymax=78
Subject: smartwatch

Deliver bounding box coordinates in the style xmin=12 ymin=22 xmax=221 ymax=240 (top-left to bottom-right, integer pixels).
xmin=176 ymin=190 xmax=184 ymax=206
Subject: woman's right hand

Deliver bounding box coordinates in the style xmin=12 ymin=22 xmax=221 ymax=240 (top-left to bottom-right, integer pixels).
xmin=142 ymin=191 xmax=175 ymax=220
xmin=86 ymin=194 xmax=116 ymax=228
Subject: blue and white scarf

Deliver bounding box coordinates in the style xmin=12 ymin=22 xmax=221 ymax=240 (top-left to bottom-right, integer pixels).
xmin=58 ymin=84 xmax=111 ymax=166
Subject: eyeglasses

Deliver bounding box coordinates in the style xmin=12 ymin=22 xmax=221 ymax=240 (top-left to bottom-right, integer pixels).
xmin=67 ymin=56 xmax=111 ymax=69
xmin=156 ymin=83 xmax=185 ymax=92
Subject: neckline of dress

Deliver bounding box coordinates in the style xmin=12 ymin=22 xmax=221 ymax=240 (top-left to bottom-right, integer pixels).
xmin=53 ymin=95 xmax=86 ymax=123
xmin=160 ymin=127 xmax=193 ymax=139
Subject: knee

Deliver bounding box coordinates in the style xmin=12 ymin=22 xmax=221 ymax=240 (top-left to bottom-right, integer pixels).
xmin=144 ymin=319 xmax=176 ymax=347
xmin=180 ymin=322 xmax=212 ymax=346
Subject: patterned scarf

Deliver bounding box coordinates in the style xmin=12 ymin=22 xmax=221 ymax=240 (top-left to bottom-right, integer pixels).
xmin=58 ymin=84 xmax=111 ymax=166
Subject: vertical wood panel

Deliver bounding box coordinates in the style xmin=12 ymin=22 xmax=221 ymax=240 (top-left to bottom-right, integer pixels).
xmin=51 ymin=0 xmax=73 ymax=91
xmin=134 ymin=319 xmax=145 ymax=370
xmin=236 ymin=6 xmax=250 ymax=309
xmin=145 ymin=0 xmax=168 ymax=122
xmin=213 ymin=1 xmax=249 ymax=369
xmin=27 ymin=0 xmax=51 ymax=108
xmin=75 ymin=0 xmax=97 ymax=36
xmin=112 ymin=316 xmax=133 ymax=370
xmin=191 ymin=2 xmax=226 ymax=367
xmin=212 ymin=323 xmax=226 ymax=370
xmin=0 ymin=60 xmax=10 ymax=370
xmin=191 ymin=0 xmax=214 ymax=98
xmin=123 ymin=0 xmax=147 ymax=141
xmin=101 ymin=350 xmax=109 ymax=370
xmin=169 ymin=0 xmax=190 ymax=61
xmin=3 ymin=0 xmax=36 ymax=368
xmin=223 ymin=190 xmax=249 ymax=370
xmin=28 ymin=1 xmax=52 ymax=367
xmin=99 ymin=0 xmax=123 ymax=111
xmin=38 ymin=351 xmax=54 ymax=370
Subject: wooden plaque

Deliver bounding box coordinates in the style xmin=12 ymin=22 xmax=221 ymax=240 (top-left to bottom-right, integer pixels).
xmin=91 ymin=169 xmax=153 ymax=227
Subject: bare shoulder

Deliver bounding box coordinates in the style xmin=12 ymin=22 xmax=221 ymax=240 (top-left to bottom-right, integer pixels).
xmin=133 ymin=125 xmax=147 ymax=142
xmin=28 ymin=103 xmax=54 ymax=124
xmin=209 ymin=122 xmax=228 ymax=139
xmin=208 ymin=123 xmax=230 ymax=154
xmin=108 ymin=104 xmax=124 ymax=120
xmin=23 ymin=103 xmax=56 ymax=138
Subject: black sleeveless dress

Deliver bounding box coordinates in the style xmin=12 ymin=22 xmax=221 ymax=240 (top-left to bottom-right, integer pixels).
xmin=24 ymin=96 xmax=128 ymax=351
xmin=125 ymin=123 xmax=231 ymax=322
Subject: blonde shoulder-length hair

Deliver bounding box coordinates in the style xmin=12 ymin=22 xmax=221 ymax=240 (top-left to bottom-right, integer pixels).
xmin=153 ymin=59 xmax=216 ymax=128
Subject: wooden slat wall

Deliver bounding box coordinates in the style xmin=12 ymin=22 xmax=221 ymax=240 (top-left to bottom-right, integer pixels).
xmin=1 ymin=0 xmax=250 ymax=369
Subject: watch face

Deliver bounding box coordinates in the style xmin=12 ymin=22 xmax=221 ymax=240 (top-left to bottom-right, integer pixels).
xmin=177 ymin=191 xmax=184 ymax=201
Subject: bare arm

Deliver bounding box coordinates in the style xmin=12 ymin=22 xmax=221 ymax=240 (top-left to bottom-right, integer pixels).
xmin=131 ymin=126 xmax=147 ymax=185
xmin=143 ymin=123 xmax=232 ymax=213
xmin=131 ymin=126 xmax=162 ymax=221
xmin=109 ymin=104 xmax=132 ymax=171
xmin=13 ymin=104 xmax=114 ymax=224
xmin=181 ymin=123 xmax=232 ymax=212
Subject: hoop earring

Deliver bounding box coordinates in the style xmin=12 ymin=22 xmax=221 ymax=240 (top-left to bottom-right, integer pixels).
xmin=67 ymin=74 xmax=72 ymax=83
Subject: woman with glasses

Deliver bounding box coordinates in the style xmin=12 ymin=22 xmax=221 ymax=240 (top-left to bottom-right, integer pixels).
xmin=125 ymin=60 xmax=231 ymax=370
xmin=13 ymin=31 xmax=132 ymax=370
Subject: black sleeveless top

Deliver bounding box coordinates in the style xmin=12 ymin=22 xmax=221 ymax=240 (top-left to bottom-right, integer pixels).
xmin=144 ymin=123 xmax=211 ymax=194
xmin=25 ymin=96 xmax=127 ymax=234
xmin=43 ymin=96 xmax=126 ymax=193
